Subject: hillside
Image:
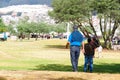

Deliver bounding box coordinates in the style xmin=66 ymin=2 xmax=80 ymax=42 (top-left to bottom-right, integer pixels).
xmin=0 ymin=0 xmax=52 ymax=8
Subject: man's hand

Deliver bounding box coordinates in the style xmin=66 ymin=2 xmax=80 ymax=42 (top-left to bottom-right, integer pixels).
xmin=81 ymin=42 xmax=85 ymax=53
xmin=65 ymin=42 xmax=69 ymax=49
xmin=82 ymin=48 xmax=85 ymax=54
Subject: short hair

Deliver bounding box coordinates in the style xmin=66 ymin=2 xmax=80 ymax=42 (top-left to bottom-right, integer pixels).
xmin=73 ymin=25 xmax=78 ymax=30
xmin=87 ymin=37 xmax=91 ymax=43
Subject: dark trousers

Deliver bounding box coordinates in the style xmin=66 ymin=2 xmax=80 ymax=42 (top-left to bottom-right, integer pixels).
xmin=84 ymin=55 xmax=93 ymax=72
xmin=70 ymin=46 xmax=80 ymax=71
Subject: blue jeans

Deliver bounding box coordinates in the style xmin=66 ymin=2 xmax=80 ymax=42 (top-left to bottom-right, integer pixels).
xmin=70 ymin=46 xmax=80 ymax=72
xmin=84 ymin=55 xmax=93 ymax=72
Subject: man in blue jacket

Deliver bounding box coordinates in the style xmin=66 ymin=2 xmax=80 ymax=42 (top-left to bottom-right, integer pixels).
xmin=66 ymin=25 xmax=85 ymax=72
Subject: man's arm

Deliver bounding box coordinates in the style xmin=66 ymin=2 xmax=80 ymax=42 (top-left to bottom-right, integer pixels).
xmin=81 ymin=41 xmax=85 ymax=54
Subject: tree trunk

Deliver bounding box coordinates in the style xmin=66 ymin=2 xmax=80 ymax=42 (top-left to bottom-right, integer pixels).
xmin=27 ymin=33 xmax=30 ymax=40
xmin=89 ymin=18 xmax=98 ymax=38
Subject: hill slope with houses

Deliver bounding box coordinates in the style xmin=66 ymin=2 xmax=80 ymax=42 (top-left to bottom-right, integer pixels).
xmin=0 ymin=4 xmax=55 ymax=25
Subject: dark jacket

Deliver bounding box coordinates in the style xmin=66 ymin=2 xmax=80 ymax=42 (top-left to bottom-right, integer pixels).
xmin=84 ymin=43 xmax=94 ymax=56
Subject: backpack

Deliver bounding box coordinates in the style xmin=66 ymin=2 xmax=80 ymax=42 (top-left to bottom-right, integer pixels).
xmin=71 ymin=31 xmax=83 ymax=42
xmin=84 ymin=43 xmax=94 ymax=56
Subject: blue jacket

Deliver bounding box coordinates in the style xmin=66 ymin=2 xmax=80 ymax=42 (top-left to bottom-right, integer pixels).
xmin=68 ymin=30 xmax=84 ymax=46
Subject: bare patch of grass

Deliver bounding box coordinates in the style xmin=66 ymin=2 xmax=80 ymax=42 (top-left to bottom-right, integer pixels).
xmin=0 ymin=71 xmax=120 ymax=80
xmin=0 ymin=76 xmax=7 ymax=80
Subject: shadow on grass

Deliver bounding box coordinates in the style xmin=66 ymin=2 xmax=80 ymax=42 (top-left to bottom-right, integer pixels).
xmin=32 ymin=63 xmax=120 ymax=73
xmin=33 ymin=64 xmax=73 ymax=72
xmin=45 ymin=45 xmax=66 ymax=49
xmin=94 ymin=63 xmax=120 ymax=73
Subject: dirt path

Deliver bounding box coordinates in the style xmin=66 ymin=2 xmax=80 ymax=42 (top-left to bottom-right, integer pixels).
xmin=0 ymin=70 xmax=119 ymax=80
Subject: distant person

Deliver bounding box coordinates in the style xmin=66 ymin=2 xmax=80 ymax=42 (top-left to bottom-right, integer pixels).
xmin=84 ymin=37 xmax=99 ymax=73
xmin=97 ymin=45 xmax=103 ymax=58
xmin=66 ymin=25 xmax=84 ymax=72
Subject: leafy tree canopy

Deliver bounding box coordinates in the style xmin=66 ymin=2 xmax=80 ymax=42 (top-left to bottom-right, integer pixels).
xmin=0 ymin=18 xmax=7 ymax=32
xmin=49 ymin=0 xmax=120 ymax=48
xmin=49 ymin=0 xmax=90 ymax=23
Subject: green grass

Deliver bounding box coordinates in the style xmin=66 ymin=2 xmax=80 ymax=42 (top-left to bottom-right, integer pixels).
xmin=0 ymin=38 xmax=120 ymax=73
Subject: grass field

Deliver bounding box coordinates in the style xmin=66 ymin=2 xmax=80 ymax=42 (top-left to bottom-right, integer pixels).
xmin=0 ymin=39 xmax=70 ymax=70
xmin=0 ymin=38 xmax=120 ymax=80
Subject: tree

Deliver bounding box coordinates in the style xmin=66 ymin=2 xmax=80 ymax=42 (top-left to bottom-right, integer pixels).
xmin=0 ymin=18 xmax=7 ymax=32
xmin=7 ymin=24 xmax=16 ymax=36
xmin=16 ymin=18 xmax=54 ymax=40
xmin=90 ymin=0 xmax=120 ymax=48
xmin=54 ymin=23 xmax=66 ymax=33
xmin=6 ymin=20 xmax=18 ymax=36
xmin=49 ymin=0 xmax=93 ymax=37
xmin=16 ymin=18 xmax=32 ymax=40
xmin=49 ymin=0 xmax=120 ymax=49
xmin=37 ymin=22 xmax=51 ymax=34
